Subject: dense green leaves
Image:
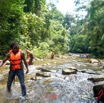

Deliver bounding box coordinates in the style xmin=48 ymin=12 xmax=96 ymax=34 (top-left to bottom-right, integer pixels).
xmin=70 ymin=0 xmax=104 ymax=57
xmin=0 ymin=0 xmax=104 ymax=58
xmin=0 ymin=0 xmax=70 ymax=58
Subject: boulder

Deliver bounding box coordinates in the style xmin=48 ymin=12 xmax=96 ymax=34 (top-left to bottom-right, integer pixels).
xmin=68 ymin=66 xmax=76 ymax=69
xmin=90 ymin=59 xmax=99 ymax=64
xmin=81 ymin=70 xmax=97 ymax=74
xmin=62 ymin=68 xmax=77 ymax=75
xmin=40 ymin=68 xmax=51 ymax=72
xmin=88 ymin=77 xmax=104 ymax=82
xmin=36 ymin=67 xmax=51 ymax=72
xmin=36 ymin=72 xmax=51 ymax=77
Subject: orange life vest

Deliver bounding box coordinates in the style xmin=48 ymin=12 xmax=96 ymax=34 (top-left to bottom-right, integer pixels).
xmin=51 ymin=52 xmax=54 ymax=58
xmin=10 ymin=50 xmax=22 ymax=70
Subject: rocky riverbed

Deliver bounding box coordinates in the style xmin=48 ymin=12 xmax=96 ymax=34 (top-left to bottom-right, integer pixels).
xmin=0 ymin=54 xmax=104 ymax=103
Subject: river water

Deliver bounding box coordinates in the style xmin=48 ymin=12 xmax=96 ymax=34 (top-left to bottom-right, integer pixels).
xmin=0 ymin=55 xmax=104 ymax=103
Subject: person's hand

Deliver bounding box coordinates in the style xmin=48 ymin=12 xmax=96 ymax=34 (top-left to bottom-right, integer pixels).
xmin=26 ymin=69 xmax=29 ymax=74
xmin=0 ymin=61 xmax=3 ymax=67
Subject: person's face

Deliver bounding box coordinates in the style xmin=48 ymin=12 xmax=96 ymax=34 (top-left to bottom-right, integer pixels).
xmin=12 ymin=45 xmax=19 ymax=54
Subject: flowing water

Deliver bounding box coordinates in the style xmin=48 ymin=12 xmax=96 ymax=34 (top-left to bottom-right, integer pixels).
xmin=0 ymin=55 xmax=104 ymax=103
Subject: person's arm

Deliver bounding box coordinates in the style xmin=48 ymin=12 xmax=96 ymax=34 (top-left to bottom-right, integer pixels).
xmin=0 ymin=53 xmax=10 ymax=67
xmin=31 ymin=53 xmax=34 ymax=59
xmin=21 ymin=52 xmax=29 ymax=74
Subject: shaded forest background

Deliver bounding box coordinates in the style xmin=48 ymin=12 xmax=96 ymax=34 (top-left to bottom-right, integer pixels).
xmin=0 ymin=0 xmax=104 ymax=58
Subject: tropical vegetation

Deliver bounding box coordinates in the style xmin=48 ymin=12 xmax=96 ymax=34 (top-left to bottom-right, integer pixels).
xmin=0 ymin=0 xmax=104 ymax=58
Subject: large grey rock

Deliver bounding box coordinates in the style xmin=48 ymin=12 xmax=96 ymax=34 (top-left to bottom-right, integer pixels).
xmin=62 ymin=68 xmax=77 ymax=75
xmin=36 ymin=72 xmax=51 ymax=77
xmin=88 ymin=77 xmax=104 ymax=83
xmin=39 ymin=68 xmax=51 ymax=72
xmin=90 ymin=59 xmax=99 ymax=63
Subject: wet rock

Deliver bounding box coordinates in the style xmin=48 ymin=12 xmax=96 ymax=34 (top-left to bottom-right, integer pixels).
xmin=68 ymin=53 xmax=72 ymax=56
xmin=68 ymin=66 xmax=76 ymax=69
xmin=88 ymin=77 xmax=104 ymax=82
xmin=80 ymin=70 xmax=97 ymax=74
xmin=62 ymin=68 xmax=77 ymax=75
xmin=36 ymin=67 xmax=51 ymax=72
xmin=89 ymin=59 xmax=100 ymax=67
xmin=0 ymin=60 xmax=10 ymax=65
xmin=99 ymin=60 xmax=104 ymax=69
xmin=93 ymin=84 xmax=104 ymax=102
xmin=30 ymin=76 xmax=43 ymax=81
xmin=40 ymin=68 xmax=51 ymax=72
xmin=5 ymin=60 xmax=10 ymax=65
xmin=53 ymin=62 xmax=56 ymax=64
xmin=90 ymin=59 xmax=99 ymax=64
xmin=42 ymin=64 xmax=47 ymax=66
xmin=36 ymin=72 xmax=51 ymax=77
xmin=30 ymin=77 xmax=37 ymax=81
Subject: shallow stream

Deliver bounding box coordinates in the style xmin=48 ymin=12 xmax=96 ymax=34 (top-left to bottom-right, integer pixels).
xmin=0 ymin=55 xmax=104 ymax=103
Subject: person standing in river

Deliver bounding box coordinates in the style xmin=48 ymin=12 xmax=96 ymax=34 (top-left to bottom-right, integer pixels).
xmin=0 ymin=42 xmax=29 ymax=100
xmin=51 ymin=52 xmax=54 ymax=59
xmin=26 ymin=50 xmax=34 ymax=65
xmin=86 ymin=53 xmax=89 ymax=58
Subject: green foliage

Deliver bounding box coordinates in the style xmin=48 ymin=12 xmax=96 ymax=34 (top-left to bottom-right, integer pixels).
xmin=85 ymin=0 xmax=104 ymax=57
xmin=0 ymin=0 xmax=71 ymax=58
xmin=2 ymin=0 xmax=104 ymax=59
xmin=47 ymin=2 xmax=63 ymax=22
xmin=32 ymin=44 xmax=50 ymax=58
xmin=0 ymin=0 xmax=24 ymax=56
xmin=38 ymin=42 xmax=49 ymax=50
xmin=63 ymin=13 xmax=75 ymax=30
xmin=70 ymin=0 xmax=104 ymax=57
xmin=24 ymin=0 xmax=46 ymax=15
xmin=24 ymin=0 xmax=34 ymax=13
xmin=49 ymin=20 xmax=70 ymax=54
xmin=70 ymin=35 xmax=88 ymax=53
xmin=101 ymin=35 xmax=104 ymax=45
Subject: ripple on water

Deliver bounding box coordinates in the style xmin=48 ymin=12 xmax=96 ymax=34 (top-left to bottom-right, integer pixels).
xmin=25 ymin=75 xmax=96 ymax=103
